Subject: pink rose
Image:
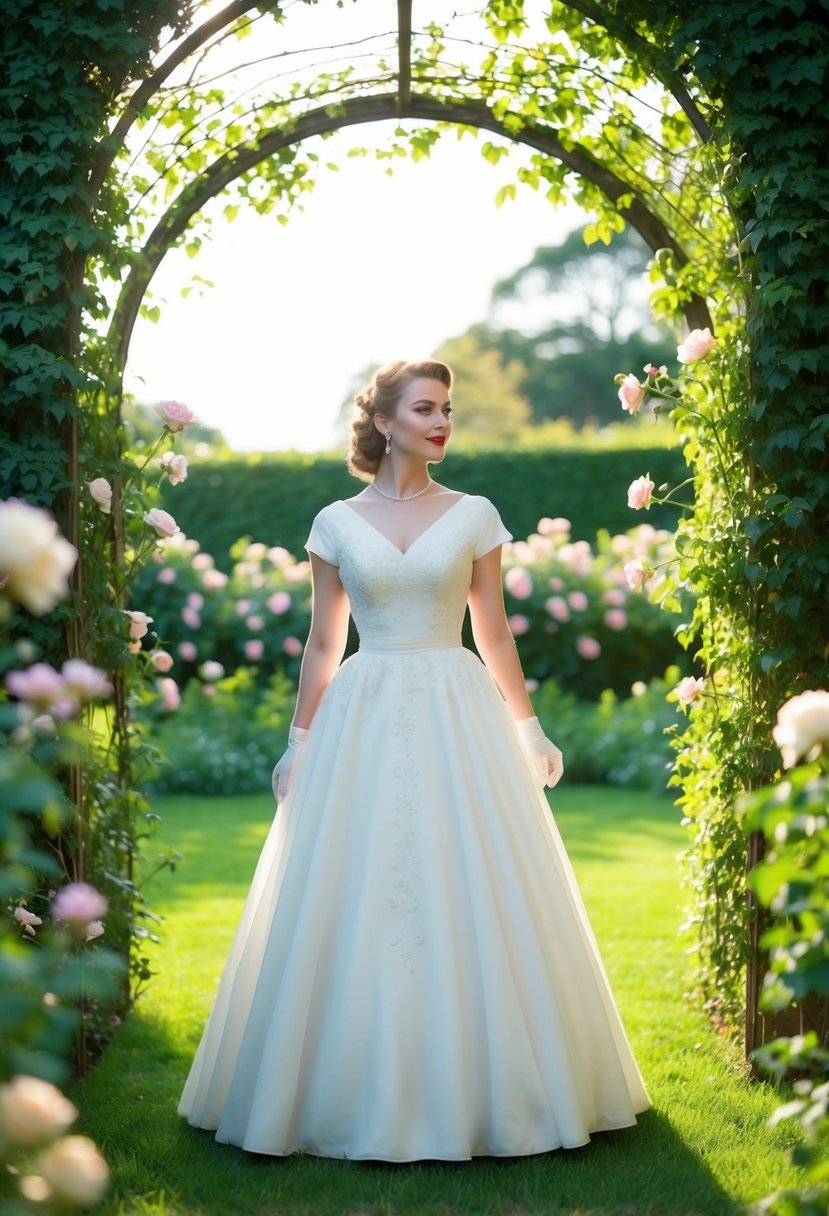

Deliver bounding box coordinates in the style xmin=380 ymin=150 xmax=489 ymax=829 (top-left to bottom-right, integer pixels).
xmin=507 ymin=614 xmax=530 ymax=636
xmin=504 ymin=566 xmax=533 ymax=600
xmin=199 ymin=661 xmax=225 ymax=682
xmin=604 ymin=608 xmax=628 ymax=631
xmin=246 ymin=614 xmax=264 ymax=631
xmin=267 ymin=591 xmax=292 ymax=615
xmin=52 ymin=883 xmax=108 ymax=924
xmin=545 ymin=596 xmax=570 ymax=623
xmin=603 ymin=588 xmax=626 ymax=606
xmin=282 ymin=636 xmax=303 ymax=658
xmin=151 ymin=650 xmax=174 ymax=673
xmin=61 ymin=659 xmax=112 ymax=700
xmin=153 ymin=400 xmax=195 ymax=432
xmin=537 ymin=517 xmax=571 ymax=536
xmin=677 ymin=327 xmax=716 ymax=364
xmin=157 ymin=567 xmax=177 ymax=585
xmin=83 ymin=920 xmax=104 ymax=942
xmin=618 ymin=374 xmax=646 ymax=415
xmin=567 ymin=590 xmax=588 ymax=612
xmin=186 ymin=591 xmax=204 ymax=610
xmin=192 ymin=553 xmax=214 ymax=571
xmin=87 ymin=478 xmax=112 ymax=513
xmin=160 ymin=452 xmax=188 ymax=485
xmin=268 ymin=546 xmax=291 ymax=566
xmin=159 ymin=677 xmax=180 ymax=711
xmin=772 ymin=689 xmax=829 ymax=769
xmin=181 ymin=606 xmax=201 ymax=629
xmin=548 ymin=576 xmax=565 ymax=592
xmin=235 ymin=598 xmax=252 ymax=616
xmin=124 ymin=610 xmax=153 ymax=640
xmin=524 ymin=678 xmax=539 ymax=693
xmin=126 ymin=640 xmax=142 ymax=654
xmin=245 ymin=542 xmax=267 ymax=561
xmin=6 ymin=663 xmax=65 ymax=709
xmin=675 ymin=676 xmax=705 ymax=704
xmin=202 ymin=684 xmax=217 ymax=698
xmin=244 ymin=639 xmax=264 ymax=661
xmin=143 ymin=508 xmax=179 ymax=538
xmin=177 ymin=641 xmax=197 ymax=661
xmin=202 ymin=568 xmax=228 ymax=590
xmin=624 ymin=558 xmax=650 ymax=591
xmin=576 ymin=635 xmax=601 ymax=660
xmin=627 ymin=476 xmax=655 ymax=510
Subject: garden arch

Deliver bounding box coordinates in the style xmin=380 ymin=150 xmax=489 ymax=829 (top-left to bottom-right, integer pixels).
xmin=5 ymin=0 xmax=827 ymax=1063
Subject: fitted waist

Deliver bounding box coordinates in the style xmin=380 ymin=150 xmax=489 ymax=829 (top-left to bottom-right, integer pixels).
xmin=358 ymin=632 xmax=463 ymax=654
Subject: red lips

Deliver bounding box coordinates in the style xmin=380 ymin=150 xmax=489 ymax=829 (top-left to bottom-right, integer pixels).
xmin=426 ymin=437 xmax=447 ymax=446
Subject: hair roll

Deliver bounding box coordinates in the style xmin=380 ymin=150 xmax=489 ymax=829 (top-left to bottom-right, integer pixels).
xmin=347 ymin=359 xmax=452 ymax=480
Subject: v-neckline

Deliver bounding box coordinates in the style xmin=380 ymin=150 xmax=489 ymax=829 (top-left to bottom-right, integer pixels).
xmin=340 ymin=495 xmax=469 ymax=556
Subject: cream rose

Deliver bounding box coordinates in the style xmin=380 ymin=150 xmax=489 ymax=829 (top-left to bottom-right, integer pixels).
xmin=153 ymin=400 xmax=195 ymax=432
xmin=0 ymin=1075 xmax=77 ymax=1148
xmin=677 ymin=327 xmax=717 ymax=364
xmin=84 ymin=920 xmax=105 ymax=942
xmin=87 ymin=478 xmax=112 ymax=513
xmin=124 ymin=610 xmax=153 ymax=640
xmin=151 ymin=650 xmax=174 ymax=673
xmin=627 ymin=475 xmax=655 ymax=510
xmin=772 ymin=689 xmax=829 ymax=769
xmin=0 ymin=499 xmax=77 ymax=616
xmin=38 ymin=1135 xmax=109 ymax=1206
xmin=617 ymin=374 xmax=646 ymax=415
xmin=143 ymin=508 xmax=179 ymax=538
xmin=675 ymin=676 xmax=705 ymax=703
xmin=624 ymin=558 xmax=650 ymax=591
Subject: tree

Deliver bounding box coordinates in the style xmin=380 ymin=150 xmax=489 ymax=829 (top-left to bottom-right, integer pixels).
xmin=467 ymin=226 xmax=676 ymax=426
xmin=432 ymin=334 xmax=532 ymax=444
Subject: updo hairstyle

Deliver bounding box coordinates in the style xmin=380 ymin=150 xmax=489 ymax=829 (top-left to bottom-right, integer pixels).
xmin=347 ymin=359 xmax=453 ymax=480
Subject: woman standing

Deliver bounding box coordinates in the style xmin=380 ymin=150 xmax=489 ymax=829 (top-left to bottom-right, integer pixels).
xmin=179 ymin=358 xmax=650 ymax=1160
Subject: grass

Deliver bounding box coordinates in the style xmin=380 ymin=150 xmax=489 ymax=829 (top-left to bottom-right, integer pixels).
xmin=72 ymin=786 xmax=800 ymax=1216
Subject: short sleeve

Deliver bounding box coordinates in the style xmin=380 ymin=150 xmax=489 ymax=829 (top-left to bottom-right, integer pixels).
xmin=304 ymin=507 xmax=339 ymax=566
xmin=473 ymin=497 xmax=512 ymax=560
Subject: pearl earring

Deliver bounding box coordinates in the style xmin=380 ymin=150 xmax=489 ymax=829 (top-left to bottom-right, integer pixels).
xmin=385 ymin=435 xmax=391 ymax=455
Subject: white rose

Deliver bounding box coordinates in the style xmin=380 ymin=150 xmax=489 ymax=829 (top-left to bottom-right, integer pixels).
xmin=677 ymin=327 xmax=717 ymax=364
xmin=143 ymin=508 xmax=179 ymax=538
xmin=772 ymin=689 xmax=829 ymax=769
xmin=87 ymin=478 xmax=112 ymax=513
xmin=0 ymin=1075 xmax=78 ymax=1148
xmin=0 ymin=499 xmax=77 ymax=616
xmin=38 ymin=1135 xmax=109 ymax=1206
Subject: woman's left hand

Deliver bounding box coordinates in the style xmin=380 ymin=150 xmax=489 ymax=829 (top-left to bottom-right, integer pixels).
xmin=516 ymin=716 xmax=564 ymax=789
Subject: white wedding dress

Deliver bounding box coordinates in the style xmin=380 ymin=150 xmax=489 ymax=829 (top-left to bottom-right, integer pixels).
xmin=179 ymin=494 xmax=650 ymax=1160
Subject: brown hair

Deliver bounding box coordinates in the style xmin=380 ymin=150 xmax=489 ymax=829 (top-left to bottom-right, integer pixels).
xmin=347 ymin=359 xmax=453 ymax=480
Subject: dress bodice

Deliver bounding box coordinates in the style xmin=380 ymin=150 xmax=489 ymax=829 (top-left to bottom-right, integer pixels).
xmin=305 ymin=495 xmax=512 ymax=650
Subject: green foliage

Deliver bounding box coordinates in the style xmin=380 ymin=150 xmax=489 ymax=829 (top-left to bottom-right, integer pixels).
xmin=432 ymin=333 xmax=532 ymax=439
xmin=153 ymin=444 xmax=690 ymax=568
xmin=742 ymin=759 xmax=829 ymax=1215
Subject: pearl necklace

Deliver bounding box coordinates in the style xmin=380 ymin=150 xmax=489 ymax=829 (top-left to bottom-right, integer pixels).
xmin=371 ymin=478 xmax=433 ymax=502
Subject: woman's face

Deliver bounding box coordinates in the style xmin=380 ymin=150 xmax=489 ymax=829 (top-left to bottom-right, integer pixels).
xmin=380 ymin=376 xmax=453 ymax=462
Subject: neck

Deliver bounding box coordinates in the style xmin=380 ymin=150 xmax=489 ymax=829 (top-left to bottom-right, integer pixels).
xmin=373 ymin=457 xmax=432 ymax=500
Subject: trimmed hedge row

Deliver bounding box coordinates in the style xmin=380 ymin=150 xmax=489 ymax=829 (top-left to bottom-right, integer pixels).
xmin=158 ymin=446 xmax=690 ymax=567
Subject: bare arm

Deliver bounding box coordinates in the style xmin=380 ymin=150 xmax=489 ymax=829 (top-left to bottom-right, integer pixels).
xmin=468 ymin=546 xmax=535 ymax=721
xmin=291 ymin=553 xmax=351 ymax=729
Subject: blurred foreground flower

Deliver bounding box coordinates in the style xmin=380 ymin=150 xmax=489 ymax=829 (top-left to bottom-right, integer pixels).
xmin=772 ymin=689 xmax=829 ymax=769
xmin=38 ymin=1134 xmax=109 ymax=1206
xmin=0 ymin=498 xmax=77 ymax=615
xmin=52 ymin=883 xmax=108 ymax=925
xmin=0 ymin=1075 xmax=78 ymax=1148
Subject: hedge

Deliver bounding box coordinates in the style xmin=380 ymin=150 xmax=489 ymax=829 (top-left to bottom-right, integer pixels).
xmin=157 ymin=446 xmax=690 ymax=568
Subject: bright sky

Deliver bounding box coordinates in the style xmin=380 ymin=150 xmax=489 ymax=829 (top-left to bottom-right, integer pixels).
xmin=124 ymin=129 xmax=584 ymax=452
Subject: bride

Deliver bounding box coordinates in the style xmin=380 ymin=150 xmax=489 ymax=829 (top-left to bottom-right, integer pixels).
xmin=179 ymin=358 xmax=650 ymax=1161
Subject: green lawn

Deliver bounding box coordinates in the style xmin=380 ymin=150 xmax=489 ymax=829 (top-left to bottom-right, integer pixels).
xmin=72 ymin=786 xmax=800 ymax=1216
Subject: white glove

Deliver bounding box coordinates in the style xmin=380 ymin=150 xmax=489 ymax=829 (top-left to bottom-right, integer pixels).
xmin=272 ymin=724 xmax=310 ymax=803
xmin=516 ymin=716 xmax=564 ymax=789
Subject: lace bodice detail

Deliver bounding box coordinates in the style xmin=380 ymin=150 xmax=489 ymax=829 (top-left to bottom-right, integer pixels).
xmin=305 ymin=495 xmax=512 ymax=649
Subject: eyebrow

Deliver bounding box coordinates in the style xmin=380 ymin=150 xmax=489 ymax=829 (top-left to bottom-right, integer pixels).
xmin=411 ymin=397 xmax=452 ymax=407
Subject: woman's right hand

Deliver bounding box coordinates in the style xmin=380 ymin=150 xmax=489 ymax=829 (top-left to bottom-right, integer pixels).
xmin=272 ymin=725 xmax=310 ymax=803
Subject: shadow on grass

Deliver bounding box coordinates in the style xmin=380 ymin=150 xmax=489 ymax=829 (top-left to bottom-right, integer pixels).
xmin=81 ymin=1010 xmax=737 ymax=1216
